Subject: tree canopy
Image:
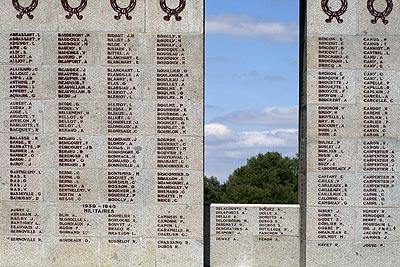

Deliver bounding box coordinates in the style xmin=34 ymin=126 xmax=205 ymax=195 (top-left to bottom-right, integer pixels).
xmin=204 ymin=152 xmax=298 ymax=204
xmin=204 ymin=176 xmax=223 ymax=204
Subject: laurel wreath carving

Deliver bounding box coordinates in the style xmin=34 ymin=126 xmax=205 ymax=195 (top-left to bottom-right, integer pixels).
xmin=110 ymin=0 xmax=136 ymax=20
xmin=367 ymin=0 xmax=393 ymax=24
xmin=61 ymin=0 xmax=87 ymax=20
xmin=321 ymin=0 xmax=348 ymax=23
xmin=12 ymin=0 xmax=38 ymax=19
xmin=160 ymin=0 xmax=186 ymax=21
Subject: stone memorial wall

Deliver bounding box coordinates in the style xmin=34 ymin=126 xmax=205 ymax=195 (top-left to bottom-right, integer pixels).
xmin=0 ymin=0 xmax=203 ymax=266
xmin=301 ymin=0 xmax=400 ymax=266
xmin=210 ymin=204 xmax=300 ymax=267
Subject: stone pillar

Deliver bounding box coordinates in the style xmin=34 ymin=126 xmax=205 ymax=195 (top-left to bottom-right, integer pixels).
xmin=0 ymin=1 xmax=203 ymax=266
xmin=301 ymin=0 xmax=400 ymax=266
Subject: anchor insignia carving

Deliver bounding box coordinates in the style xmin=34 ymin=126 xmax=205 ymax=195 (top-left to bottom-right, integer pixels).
xmin=321 ymin=0 xmax=348 ymax=23
xmin=61 ymin=0 xmax=87 ymax=20
xmin=160 ymin=0 xmax=186 ymax=21
xmin=12 ymin=0 xmax=39 ymax=19
xmin=367 ymin=0 xmax=393 ymax=24
xmin=110 ymin=0 xmax=136 ymax=20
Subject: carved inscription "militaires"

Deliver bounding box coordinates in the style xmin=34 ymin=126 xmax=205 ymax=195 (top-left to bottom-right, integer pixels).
xmin=0 ymin=0 xmax=204 ymax=264
xmin=3 ymin=32 xmax=200 ymax=233
xmin=1 ymin=0 xmax=203 ymax=265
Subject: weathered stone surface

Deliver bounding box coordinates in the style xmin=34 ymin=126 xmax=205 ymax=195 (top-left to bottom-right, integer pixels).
xmin=0 ymin=0 xmax=203 ymax=266
xmin=210 ymin=204 xmax=300 ymax=267
xmin=301 ymin=1 xmax=400 ymax=266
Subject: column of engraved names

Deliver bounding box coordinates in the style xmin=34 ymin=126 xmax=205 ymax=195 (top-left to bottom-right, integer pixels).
xmin=103 ymin=33 xmax=143 ymax=241
xmin=360 ymin=37 xmax=398 ymax=244
xmin=315 ymin=42 xmax=351 ymax=112
xmin=57 ymin=33 xmax=96 ymax=242
xmin=360 ymin=147 xmax=396 ymax=239
xmin=257 ymin=206 xmax=297 ymax=248
xmin=317 ymin=37 xmax=350 ymax=69
xmin=315 ymin=67 xmax=351 ymax=208
xmin=213 ymin=206 xmax=250 ymax=238
xmin=316 ymin=36 xmax=352 ymax=172
xmin=4 ymin=32 xmax=44 ymax=242
xmin=317 ymin=71 xmax=349 ymax=104
xmin=154 ymin=33 xmax=200 ymax=249
xmin=312 ymin=36 xmax=354 ymax=244
xmin=258 ymin=207 xmax=288 ymax=236
xmin=156 ymin=34 xmax=192 ymax=205
xmin=362 ymin=37 xmax=392 ymax=138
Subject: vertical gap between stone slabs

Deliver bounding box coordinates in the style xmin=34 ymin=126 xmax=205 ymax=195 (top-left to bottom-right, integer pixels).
xmin=203 ymin=203 xmax=210 ymax=267
xmin=299 ymin=0 xmax=307 ymax=266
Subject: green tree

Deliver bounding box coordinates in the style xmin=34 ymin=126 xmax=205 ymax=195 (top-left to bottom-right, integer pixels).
xmin=220 ymin=152 xmax=298 ymax=204
xmin=204 ymin=176 xmax=224 ymax=204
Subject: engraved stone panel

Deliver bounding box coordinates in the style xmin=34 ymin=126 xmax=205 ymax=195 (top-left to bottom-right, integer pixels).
xmin=301 ymin=1 xmax=400 ymax=266
xmin=210 ymin=204 xmax=300 ymax=267
xmin=0 ymin=0 xmax=204 ymax=266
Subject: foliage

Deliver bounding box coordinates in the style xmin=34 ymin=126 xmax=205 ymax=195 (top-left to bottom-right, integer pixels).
xmin=204 ymin=176 xmax=223 ymax=204
xmin=204 ymin=152 xmax=298 ymax=204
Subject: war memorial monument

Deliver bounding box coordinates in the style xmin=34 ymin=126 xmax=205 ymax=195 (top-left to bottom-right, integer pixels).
xmin=2 ymin=0 xmax=400 ymax=266
xmin=300 ymin=0 xmax=400 ymax=266
xmin=0 ymin=0 xmax=204 ymax=266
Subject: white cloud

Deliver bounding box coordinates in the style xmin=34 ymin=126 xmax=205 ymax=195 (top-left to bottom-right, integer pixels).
xmin=205 ymin=104 xmax=221 ymax=110
xmin=205 ymin=125 xmax=298 ymax=157
xmin=238 ymin=131 xmax=286 ymax=148
xmin=205 ymin=123 xmax=235 ymax=139
xmin=262 ymin=106 xmax=298 ymax=121
xmin=206 ymin=14 xmax=298 ymax=42
xmin=213 ymin=106 xmax=298 ymax=128
xmin=224 ymin=151 xmax=242 ymax=159
xmin=205 ymin=123 xmax=298 ymax=181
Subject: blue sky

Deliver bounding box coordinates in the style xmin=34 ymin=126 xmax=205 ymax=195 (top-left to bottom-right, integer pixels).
xmin=205 ymin=0 xmax=300 ymax=181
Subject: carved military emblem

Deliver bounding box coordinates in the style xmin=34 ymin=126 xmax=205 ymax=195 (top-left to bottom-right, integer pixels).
xmin=321 ymin=0 xmax=348 ymax=23
xmin=61 ymin=0 xmax=87 ymax=20
xmin=367 ymin=0 xmax=393 ymax=24
xmin=160 ymin=0 xmax=186 ymax=21
xmin=12 ymin=0 xmax=39 ymax=19
xmin=110 ymin=0 xmax=136 ymax=20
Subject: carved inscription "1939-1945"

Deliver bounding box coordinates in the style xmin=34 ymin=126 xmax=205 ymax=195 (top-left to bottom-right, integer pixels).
xmin=321 ymin=0 xmax=393 ymax=24
xmin=11 ymin=0 xmax=186 ymax=21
